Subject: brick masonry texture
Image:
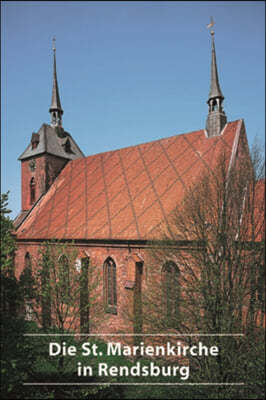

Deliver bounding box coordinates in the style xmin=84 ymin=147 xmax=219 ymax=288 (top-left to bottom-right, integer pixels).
xmin=15 ymin=243 xmax=146 ymax=334
xmin=16 ymin=118 xmax=263 ymax=334
xmin=21 ymin=154 xmax=67 ymax=211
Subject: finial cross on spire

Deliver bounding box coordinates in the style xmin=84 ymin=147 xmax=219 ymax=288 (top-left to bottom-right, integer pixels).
xmin=207 ymin=16 xmax=215 ymax=35
xmin=52 ymin=36 xmax=56 ymax=52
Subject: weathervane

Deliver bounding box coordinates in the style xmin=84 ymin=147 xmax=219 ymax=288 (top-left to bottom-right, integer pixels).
xmin=52 ymin=36 xmax=56 ymax=52
xmin=207 ymin=16 xmax=215 ymax=36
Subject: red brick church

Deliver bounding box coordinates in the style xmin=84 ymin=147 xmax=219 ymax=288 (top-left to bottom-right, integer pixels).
xmin=13 ymin=32 xmax=262 ymax=333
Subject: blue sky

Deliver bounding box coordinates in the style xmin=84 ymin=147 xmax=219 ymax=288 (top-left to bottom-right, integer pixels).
xmin=1 ymin=1 xmax=265 ymax=218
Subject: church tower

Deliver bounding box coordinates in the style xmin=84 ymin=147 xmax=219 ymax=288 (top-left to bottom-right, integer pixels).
xmin=17 ymin=39 xmax=84 ymax=217
xmin=206 ymin=28 xmax=227 ymax=137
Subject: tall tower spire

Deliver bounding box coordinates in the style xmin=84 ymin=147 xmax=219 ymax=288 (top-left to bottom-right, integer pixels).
xmin=49 ymin=37 xmax=64 ymax=127
xmin=206 ymin=21 xmax=227 ymax=137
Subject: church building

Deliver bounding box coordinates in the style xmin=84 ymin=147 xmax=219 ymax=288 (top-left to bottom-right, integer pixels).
xmin=13 ymin=30 xmax=258 ymax=333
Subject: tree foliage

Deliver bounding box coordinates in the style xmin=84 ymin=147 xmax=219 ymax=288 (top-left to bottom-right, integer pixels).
xmin=1 ymin=191 xmax=16 ymax=274
xmin=140 ymin=144 xmax=265 ymax=397
xmin=20 ymin=240 xmax=104 ymax=336
xmin=1 ymin=192 xmax=38 ymax=398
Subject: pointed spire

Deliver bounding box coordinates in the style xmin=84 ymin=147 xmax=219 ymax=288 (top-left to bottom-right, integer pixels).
xmin=205 ymin=22 xmax=227 ymax=137
xmin=49 ymin=37 xmax=63 ymax=127
xmin=208 ymin=31 xmax=224 ymax=102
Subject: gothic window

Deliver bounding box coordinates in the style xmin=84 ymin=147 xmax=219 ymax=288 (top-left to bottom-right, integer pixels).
xmin=133 ymin=262 xmax=143 ymax=335
xmin=58 ymin=255 xmax=70 ymax=303
xmin=22 ymin=252 xmax=34 ymax=299
xmin=25 ymin=252 xmax=31 ymax=269
xmin=162 ymin=261 xmax=180 ymax=328
xmin=256 ymin=264 xmax=265 ymax=311
xmin=20 ymin=253 xmax=34 ymax=320
xmin=30 ymin=177 xmax=36 ymax=204
xmin=80 ymin=257 xmax=89 ymax=332
xmin=103 ymin=257 xmax=117 ymax=314
xmin=41 ymin=253 xmax=51 ymax=328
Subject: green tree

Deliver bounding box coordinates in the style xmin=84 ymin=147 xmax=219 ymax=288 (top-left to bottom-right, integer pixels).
xmin=141 ymin=144 xmax=265 ymax=398
xmin=29 ymin=240 xmax=104 ymax=334
xmin=0 ymin=191 xmax=19 ymax=315
xmin=19 ymin=239 xmax=105 ymax=382
xmin=1 ymin=192 xmax=16 ymax=273
xmin=0 ymin=192 xmax=38 ymax=399
xmin=18 ymin=240 xmax=110 ymax=399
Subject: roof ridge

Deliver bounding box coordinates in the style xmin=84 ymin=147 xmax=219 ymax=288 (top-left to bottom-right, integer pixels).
xmin=76 ymin=120 xmax=241 ymax=163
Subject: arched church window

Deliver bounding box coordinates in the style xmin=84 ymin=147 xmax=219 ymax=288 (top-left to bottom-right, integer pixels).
xmin=30 ymin=177 xmax=36 ymax=204
xmin=22 ymin=252 xmax=34 ymax=298
xmin=25 ymin=252 xmax=31 ymax=268
xmin=162 ymin=261 xmax=180 ymax=328
xmin=256 ymin=264 xmax=265 ymax=311
xmin=58 ymin=255 xmax=70 ymax=303
xmin=41 ymin=252 xmax=51 ymax=329
xmin=103 ymin=257 xmax=117 ymax=314
xmin=20 ymin=252 xmax=34 ymax=320
xmin=80 ymin=257 xmax=89 ymax=332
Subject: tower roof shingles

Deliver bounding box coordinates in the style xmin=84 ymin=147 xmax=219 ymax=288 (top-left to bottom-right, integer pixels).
xmin=18 ymin=124 xmax=85 ymax=161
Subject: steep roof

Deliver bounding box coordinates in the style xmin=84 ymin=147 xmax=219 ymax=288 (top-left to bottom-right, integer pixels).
xmin=16 ymin=120 xmax=243 ymax=241
xmin=18 ymin=124 xmax=84 ymax=161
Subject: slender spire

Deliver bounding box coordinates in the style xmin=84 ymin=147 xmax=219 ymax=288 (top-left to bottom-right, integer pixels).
xmin=49 ymin=37 xmax=63 ymax=127
xmin=208 ymin=31 xmax=224 ymax=102
xmin=206 ymin=19 xmax=227 ymax=137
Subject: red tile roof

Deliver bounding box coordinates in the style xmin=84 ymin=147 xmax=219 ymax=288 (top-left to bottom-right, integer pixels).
xmin=16 ymin=120 xmax=242 ymax=241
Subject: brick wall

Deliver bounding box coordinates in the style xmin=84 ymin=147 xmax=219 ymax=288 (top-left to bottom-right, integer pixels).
xmin=15 ymin=242 xmax=147 ymax=335
xmin=21 ymin=155 xmax=68 ymax=211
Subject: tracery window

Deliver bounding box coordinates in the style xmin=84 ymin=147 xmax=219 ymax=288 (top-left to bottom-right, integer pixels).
xmin=103 ymin=257 xmax=117 ymax=314
xmin=162 ymin=261 xmax=180 ymax=327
